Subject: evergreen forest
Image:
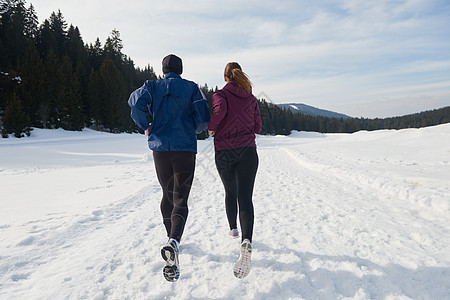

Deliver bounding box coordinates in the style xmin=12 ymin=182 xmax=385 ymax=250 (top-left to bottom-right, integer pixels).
xmin=1 ymin=0 xmax=449 ymax=138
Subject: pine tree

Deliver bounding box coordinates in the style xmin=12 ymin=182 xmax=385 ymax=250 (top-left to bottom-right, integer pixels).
xmin=66 ymin=25 xmax=85 ymax=67
xmin=87 ymin=38 xmax=103 ymax=70
xmin=37 ymin=10 xmax=67 ymax=59
xmin=19 ymin=40 xmax=45 ymax=126
xmin=135 ymin=64 xmax=157 ymax=87
xmin=87 ymin=68 xmax=103 ymax=129
xmin=48 ymin=10 xmax=67 ymax=57
xmin=2 ymin=91 xmax=31 ymax=138
xmin=24 ymin=3 xmax=38 ymax=41
xmin=0 ymin=0 xmax=28 ymax=69
xmin=75 ymin=61 xmax=89 ymax=125
xmin=104 ymin=28 xmax=123 ymax=62
xmin=99 ymin=58 xmax=127 ymax=132
xmin=0 ymin=36 xmax=7 ymax=68
xmin=58 ymin=55 xmax=85 ymax=130
xmin=42 ymin=49 xmax=63 ymax=128
xmin=37 ymin=19 xmax=53 ymax=58
xmin=257 ymin=99 xmax=273 ymax=134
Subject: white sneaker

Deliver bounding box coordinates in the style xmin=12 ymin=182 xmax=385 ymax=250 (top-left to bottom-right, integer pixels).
xmin=229 ymin=228 xmax=239 ymax=238
xmin=233 ymin=239 xmax=252 ymax=279
xmin=161 ymin=238 xmax=180 ymax=282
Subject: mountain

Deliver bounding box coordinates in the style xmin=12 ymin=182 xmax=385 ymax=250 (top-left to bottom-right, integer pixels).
xmin=278 ymin=103 xmax=352 ymax=119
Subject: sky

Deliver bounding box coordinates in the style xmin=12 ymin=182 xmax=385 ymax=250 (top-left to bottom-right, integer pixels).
xmin=30 ymin=0 xmax=450 ymax=118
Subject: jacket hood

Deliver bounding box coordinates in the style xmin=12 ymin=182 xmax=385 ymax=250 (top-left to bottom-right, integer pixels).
xmin=223 ymin=81 xmax=252 ymax=98
xmin=163 ymin=73 xmax=186 ymax=97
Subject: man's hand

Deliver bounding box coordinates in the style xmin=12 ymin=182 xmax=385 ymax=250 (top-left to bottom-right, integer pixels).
xmin=208 ymin=130 xmax=215 ymax=136
xmin=145 ymin=123 xmax=152 ymax=136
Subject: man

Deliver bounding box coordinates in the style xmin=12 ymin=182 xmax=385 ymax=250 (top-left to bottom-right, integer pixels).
xmin=128 ymin=54 xmax=210 ymax=282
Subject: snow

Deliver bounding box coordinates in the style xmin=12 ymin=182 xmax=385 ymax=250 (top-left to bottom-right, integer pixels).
xmin=1 ymin=125 xmax=450 ymax=299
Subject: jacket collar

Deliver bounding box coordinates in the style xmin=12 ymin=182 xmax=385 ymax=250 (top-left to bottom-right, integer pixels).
xmin=164 ymin=72 xmax=182 ymax=79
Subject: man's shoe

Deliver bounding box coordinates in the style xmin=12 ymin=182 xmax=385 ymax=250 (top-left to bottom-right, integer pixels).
xmin=161 ymin=239 xmax=180 ymax=282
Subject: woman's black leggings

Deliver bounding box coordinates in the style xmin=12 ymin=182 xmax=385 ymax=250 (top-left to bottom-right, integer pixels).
xmin=215 ymin=147 xmax=258 ymax=242
xmin=153 ymin=151 xmax=196 ymax=243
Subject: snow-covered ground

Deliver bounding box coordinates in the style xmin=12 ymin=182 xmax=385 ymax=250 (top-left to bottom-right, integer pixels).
xmin=1 ymin=125 xmax=449 ymax=299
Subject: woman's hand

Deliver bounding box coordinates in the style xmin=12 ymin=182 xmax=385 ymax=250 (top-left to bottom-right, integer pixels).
xmin=208 ymin=130 xmax=216 ymax=136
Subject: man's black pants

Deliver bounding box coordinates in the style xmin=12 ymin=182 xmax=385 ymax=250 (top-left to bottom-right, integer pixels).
xmin=153 ymin=151 xmax=196 ymax=242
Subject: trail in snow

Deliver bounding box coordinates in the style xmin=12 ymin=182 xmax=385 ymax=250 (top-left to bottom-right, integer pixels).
xmin=0 ymin=126 xmax=449 ymax=299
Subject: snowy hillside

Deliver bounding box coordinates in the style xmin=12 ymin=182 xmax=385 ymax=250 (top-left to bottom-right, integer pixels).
xmin=1 ymin=125 xmax=449 ymax=299
xmin=278 ymin=103 xmax=351 ymax=119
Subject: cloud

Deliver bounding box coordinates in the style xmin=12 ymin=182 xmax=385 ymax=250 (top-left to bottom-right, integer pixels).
xmin=339 ymin=90 xmax=450 ymax=118
xmin=30 ymin=0 xmax=450 ymax=118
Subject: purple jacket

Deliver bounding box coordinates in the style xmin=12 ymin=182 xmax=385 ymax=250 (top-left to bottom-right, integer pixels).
xmin=208 ymin=81 xmax=262 ymax=151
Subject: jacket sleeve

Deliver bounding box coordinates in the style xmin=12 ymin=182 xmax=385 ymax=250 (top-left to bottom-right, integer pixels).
xmin=128 ymin=82 xmax=152 ymax=131
xmin=192 ymin=86 xmax=210 ymax=134
xmin=254 ymin=99 xmax=262 ymax=134
xmin=208 ymin=91 xmax=227 ymax=131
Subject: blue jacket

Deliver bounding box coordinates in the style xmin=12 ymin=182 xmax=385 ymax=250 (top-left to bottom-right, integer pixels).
xmin=128 ymin=73 xmax=210 ymax=153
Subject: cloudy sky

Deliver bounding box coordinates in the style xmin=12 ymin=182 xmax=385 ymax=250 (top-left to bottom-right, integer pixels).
xmin=31 ymin=0 xmax=450 ymax=118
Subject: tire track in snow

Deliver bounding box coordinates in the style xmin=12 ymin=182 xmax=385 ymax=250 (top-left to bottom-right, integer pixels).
xmin=276 ymin=146 xmax=448 ymax=266
xmin=280 ymin=147 xmax=449 ymax=221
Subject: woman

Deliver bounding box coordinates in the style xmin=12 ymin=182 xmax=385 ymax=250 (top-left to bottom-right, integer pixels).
xmin=208 ymin=62 xmax=262 ymax=279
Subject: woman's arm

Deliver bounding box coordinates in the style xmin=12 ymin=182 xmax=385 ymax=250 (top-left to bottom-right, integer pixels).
xmin=208 ymin=91 xmax=228 ymax=133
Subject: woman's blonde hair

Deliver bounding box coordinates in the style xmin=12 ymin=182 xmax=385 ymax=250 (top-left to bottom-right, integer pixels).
xmin=224 ymin=62 xmax=252 ymax=92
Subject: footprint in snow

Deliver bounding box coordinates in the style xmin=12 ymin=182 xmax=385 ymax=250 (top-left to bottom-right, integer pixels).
xmin=16 ymin=236 xmax=35 ymax=246
xmin=11 ymin=273 xmax=29 ymax=282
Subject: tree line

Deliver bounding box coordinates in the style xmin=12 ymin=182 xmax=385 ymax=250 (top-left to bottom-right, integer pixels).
xmin=256 ymin=99 xmax=450 ymax=135
xmin=1 ymin=0 xmax=156 ymax=137
xmin=1 ymin=0 xmax=449 ymax=138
